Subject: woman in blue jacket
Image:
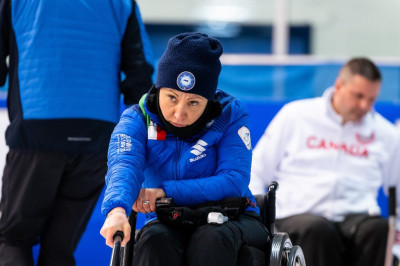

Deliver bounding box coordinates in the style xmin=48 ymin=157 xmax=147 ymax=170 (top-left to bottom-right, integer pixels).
xmin=100 ymin=32 xmax=269 ymax=266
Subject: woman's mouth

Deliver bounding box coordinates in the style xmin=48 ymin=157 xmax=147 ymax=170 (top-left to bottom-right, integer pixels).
xmin=171 ymin=122 xmax=185 ymax=127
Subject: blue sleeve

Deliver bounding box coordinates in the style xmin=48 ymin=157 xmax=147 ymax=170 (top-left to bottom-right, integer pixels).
xmin=120 ymin=0 xmax=154 ymax=106
xmin=161 ymin=101 xmax=253 ymax=206
xmin=0 ymin=0 xmax=10 ymax=86
xmin=101 ymin=107 xmax=148 ymax=216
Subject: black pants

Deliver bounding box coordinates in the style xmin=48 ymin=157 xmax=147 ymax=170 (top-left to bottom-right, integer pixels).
xmin=134 ymin=212 xmax=270 ymax=266
xmin=276 ymin=213 xmax=388 ymax=266
xmin=0 ymin=150 xmax=106 ymax=266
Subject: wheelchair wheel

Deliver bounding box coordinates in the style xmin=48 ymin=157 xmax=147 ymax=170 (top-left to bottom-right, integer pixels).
xmin=269 ymin=232 xmax=293 ymax=266
xmin=287 ymin=245 xmax=306 ymax=266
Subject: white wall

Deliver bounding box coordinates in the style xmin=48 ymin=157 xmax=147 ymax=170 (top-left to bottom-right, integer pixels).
xmin=137 ymin=0 xmax=400 ymax=57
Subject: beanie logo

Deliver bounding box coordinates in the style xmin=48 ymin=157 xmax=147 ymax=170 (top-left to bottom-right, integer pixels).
xmin=177 ymin=71 xmax=195 ymax=91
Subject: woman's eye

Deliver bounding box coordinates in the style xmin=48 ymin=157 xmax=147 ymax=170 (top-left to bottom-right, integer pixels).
xmin=168 ymin=95 xmax=177 ymax=102
xmin=189 ymin=101 xmax=198 ymax=106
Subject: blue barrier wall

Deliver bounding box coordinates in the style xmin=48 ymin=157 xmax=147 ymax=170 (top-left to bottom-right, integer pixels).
xmin=218 ymin=63 xmax=400 ymax=103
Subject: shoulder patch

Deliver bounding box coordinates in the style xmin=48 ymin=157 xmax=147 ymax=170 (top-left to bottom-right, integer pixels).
xmin=238 ymin=126 xmax=251 ymax=150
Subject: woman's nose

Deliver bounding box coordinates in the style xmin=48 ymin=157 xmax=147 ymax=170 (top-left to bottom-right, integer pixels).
xmin=174 ymin=104 xmax=186 ymax=121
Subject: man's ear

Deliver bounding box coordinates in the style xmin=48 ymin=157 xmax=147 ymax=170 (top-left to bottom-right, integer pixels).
xmin=334 ymin=78 xmax=343 ymax=92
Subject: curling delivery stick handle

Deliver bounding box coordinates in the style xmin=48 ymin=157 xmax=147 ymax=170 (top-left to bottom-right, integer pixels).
xmin=384 ymin=187 xmax=396 ymax=266
xmin=110 ymin=231 xmax=124 ymax=266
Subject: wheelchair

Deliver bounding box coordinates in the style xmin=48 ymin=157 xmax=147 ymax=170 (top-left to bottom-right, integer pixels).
xmin=110 ymin=181 xmax=306 ymax=266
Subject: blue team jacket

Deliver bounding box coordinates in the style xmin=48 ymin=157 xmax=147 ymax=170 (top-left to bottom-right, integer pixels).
xmin=0 ymin=0 xmax=153 ymax=152
xmin=101 ymin=90 xmax=259 ymax=222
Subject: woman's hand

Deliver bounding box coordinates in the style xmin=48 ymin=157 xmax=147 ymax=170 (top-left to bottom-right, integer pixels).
xmin=100 ymin=207 xmax=131 ymax=247
xmin=133 ymin=188 xmax=166 ymax=213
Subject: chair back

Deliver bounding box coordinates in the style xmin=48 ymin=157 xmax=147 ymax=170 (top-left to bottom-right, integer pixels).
xmin=254 ymin=181 xmax=279 ymax=237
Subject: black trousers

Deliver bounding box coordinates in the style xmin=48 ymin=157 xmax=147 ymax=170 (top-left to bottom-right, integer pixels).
xmin=0 ymin=150 xmax=106 ymax=266
xmin=276 ymin=213 xmax=388 ymax=266
xmin=134 ymin=212 xmax=270 ymax=266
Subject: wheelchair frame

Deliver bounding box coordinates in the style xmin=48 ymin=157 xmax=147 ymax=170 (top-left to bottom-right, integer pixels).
xmin=110 ymin=182 xmax=306 ymax=266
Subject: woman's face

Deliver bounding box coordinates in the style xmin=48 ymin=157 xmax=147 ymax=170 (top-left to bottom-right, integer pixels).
xmin=158 ymin=88 xmax=208 ymax=127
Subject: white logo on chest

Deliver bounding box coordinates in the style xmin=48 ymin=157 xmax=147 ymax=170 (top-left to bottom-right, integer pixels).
xmin=190 ymin=139 xmax=208 ymax=162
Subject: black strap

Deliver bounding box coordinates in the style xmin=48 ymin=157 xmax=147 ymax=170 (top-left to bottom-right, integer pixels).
xmin=155 ymin=197 xmax=250 ymax=228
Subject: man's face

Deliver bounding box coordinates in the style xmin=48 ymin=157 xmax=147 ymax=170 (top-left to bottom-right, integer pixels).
xmin=333 ymin=74 xmax=381 ymax=123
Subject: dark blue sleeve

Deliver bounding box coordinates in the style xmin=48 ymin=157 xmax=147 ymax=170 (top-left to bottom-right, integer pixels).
xmin=0 ymin=0 xmax=10 ymax=86
xmin=120 ymin=0 xmax=154 ymax=106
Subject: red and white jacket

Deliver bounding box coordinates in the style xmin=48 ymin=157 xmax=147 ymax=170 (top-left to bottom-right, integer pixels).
xmin=250 ymin=88 xmax=400 ymax=223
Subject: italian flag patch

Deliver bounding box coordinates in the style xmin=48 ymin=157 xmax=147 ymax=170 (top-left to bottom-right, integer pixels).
xmin=148 ymin=120 xmax=166 ymax=140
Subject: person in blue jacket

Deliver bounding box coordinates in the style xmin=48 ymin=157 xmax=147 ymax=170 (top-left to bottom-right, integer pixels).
xmin=0 ymin=0 xmax=153 ymax=265
xmin=100 ymin=32 xmax=270 ymax=266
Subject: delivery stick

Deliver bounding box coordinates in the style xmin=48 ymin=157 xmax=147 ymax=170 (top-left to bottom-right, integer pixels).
xmin=385 ymin=187 xmax=396 ymax=266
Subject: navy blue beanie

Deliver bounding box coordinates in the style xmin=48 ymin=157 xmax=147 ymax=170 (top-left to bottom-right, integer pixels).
xmin=155 ymin=32 xmax=223 ymax=100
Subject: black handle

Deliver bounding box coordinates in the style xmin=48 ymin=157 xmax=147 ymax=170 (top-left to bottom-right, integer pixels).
xmin=268 ymin=181 xmax=279 ymax=192
xmin=155 ymin=198 xmax=175 ymax=208
xmin=110 ymin=231 xmax=124 ymax=266
xmin=266 ymin=181 xmax=279 ymax=235
xmin=113 ymin=231 xmax=124 ymax=242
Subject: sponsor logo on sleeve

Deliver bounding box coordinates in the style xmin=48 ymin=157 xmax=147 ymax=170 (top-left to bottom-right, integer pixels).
xmin=238 ymin=126 xmax=251 ymax=150
xmin=117 ymin=134 xmax=132 ymax=153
